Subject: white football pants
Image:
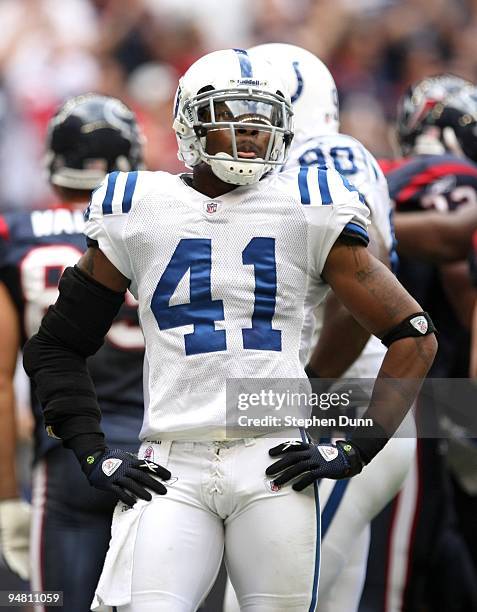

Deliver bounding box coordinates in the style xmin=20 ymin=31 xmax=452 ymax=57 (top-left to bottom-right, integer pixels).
xmin=224 ymin=423 xmax=415 ymax=612
xmin=92 ymin=430 xmax=320 ymax=612
xmin=224 ymin=341 xmax=416 ymax=612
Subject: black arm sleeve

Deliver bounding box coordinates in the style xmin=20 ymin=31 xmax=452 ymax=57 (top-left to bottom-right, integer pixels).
xmin=23 ymin=265 xmax=125 ymax=458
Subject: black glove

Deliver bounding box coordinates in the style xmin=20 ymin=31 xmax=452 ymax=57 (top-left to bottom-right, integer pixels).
xmin=82 ymin=448 xmax=171 ymax=507
xmin=266 ymin=440 xmax=364 ymax=491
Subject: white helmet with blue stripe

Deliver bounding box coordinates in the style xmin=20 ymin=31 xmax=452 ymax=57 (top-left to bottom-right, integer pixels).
xmin=173 ymin=48 xmax=294 ymax=185
xmin=248 ymin=43 xmax=339 ymax=140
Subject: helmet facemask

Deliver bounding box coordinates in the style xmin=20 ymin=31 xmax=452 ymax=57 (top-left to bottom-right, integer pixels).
xmin=174 ymin=86 xmax=293 ymax=185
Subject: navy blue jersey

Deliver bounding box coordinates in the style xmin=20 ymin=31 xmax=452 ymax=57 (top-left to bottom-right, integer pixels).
xmin=387 ymin=153 xmax=477 ymax=213
xmin=0 ymin=207 xmax=144 ymax=461
xmin=385 ymin=154 xmax=477 ymax=376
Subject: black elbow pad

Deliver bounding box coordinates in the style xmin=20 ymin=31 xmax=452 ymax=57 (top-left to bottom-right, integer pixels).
xmin=41 ymin=265 xmax=126 ymax=357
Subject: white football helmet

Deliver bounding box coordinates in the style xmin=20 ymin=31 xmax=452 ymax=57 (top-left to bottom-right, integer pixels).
xmin=172 ymin=48 xmax=293 ymax=185
xmin=248 ymin=43 xmax=339 ymax=140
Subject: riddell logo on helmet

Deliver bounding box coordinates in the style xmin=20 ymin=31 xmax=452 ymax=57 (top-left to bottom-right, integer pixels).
xmin=183 ymin=102 xmax=193 ymax=122
xmin=230 ymin=79 xmax=268 ymax=87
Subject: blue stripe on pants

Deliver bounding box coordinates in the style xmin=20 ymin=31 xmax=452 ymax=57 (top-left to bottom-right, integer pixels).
xmin=308 ymin=479 xmax=321 ymax=612
xmin=321 ymin=479 xmax=350 ymax=539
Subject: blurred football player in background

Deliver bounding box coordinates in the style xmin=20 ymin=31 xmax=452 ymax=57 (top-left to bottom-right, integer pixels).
xmin=391 ymin=76 xmax=477 ymax=264
xmin=222 ymin=43 xmax=416 ymax=612
xmin=0 ymin=93 xmax=145 ymax=612
xmin=360 ymin=76 xmax=477 ymax=612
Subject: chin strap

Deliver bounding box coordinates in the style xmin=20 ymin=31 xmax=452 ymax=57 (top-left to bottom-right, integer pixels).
xmin=208 ymin=153 xmax=268 ymax=185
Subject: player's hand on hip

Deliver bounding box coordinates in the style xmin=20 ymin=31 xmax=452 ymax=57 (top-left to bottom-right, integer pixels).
xmin=82 ymin=448 xmax=171 ymax=507
xmin=0 ymin=499 xmax=31 ymax=581
xmin=266 ymin=440 xmax=364 ymax=491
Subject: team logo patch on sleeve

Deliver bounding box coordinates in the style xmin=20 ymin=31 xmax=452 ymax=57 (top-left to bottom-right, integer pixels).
xmin=102 ymin=458 xmax=123 ymax=476
xmin=410 ymin=315 xmax=428 ymax=334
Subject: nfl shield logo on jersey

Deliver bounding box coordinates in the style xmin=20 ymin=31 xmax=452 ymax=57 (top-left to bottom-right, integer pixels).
xmin=206 ymin=201 xmax=218 ymax=214
xmin=144 ymin=445 xmax=154 ymax=462
xmin=410 ymin=315 xmax=428 ymax=334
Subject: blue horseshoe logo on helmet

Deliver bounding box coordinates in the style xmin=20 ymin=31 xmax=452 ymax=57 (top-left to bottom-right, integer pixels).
xmin=291 ymin=61 xmax=304 ymax=103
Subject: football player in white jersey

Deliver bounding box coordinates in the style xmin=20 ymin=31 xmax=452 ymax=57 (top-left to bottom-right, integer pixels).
xmin=23 ymin=49 xmax=436 ymax=612
xmin=221 ymin=43 xmax=418 ymax=612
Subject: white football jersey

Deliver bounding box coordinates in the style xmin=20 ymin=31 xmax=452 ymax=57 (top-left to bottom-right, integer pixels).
xmin=285 ymin=133 xmax=395 ymax=373
xmin=84 ymin=166 xmax=368 ymax=440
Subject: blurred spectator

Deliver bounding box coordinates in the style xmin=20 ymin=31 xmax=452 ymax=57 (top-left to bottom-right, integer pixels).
xmin=0 ymin=0 xmax=99 ymax=209
xmin=3 ymin=0 xmax=477 ymax=211
xmin=127 ymin=62 xmax=183 ymax=172
xmin=340 ymin=93 xmax=392 ymax=157
xmin=144 ymin=0 xmax=256 ymax=50
xmin=251 ymin=0 xmax=313 ymax=45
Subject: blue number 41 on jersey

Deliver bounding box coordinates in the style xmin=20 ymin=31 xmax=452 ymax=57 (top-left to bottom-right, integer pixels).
xmin=151 ymin=237 xmax=281 ymax=355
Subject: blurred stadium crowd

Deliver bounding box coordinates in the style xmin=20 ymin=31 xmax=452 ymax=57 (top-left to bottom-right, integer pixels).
xmin=1 ymin=0 xmax=477 ymax=211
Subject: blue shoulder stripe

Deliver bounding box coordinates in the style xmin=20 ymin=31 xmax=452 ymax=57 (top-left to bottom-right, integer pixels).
xmin=233 ymin=48 xmax=253 ymax=78
xmin=122 ymin=171 xmax=138 ymax=213
xmin=298 ymin=167 xmax=311 ymax=204
xmin=317 ymin=168 xmax=332 ymax=205
xmin=338 ymin=173 xmax=367 ymax=207
xmin=102 ymin=171 xmax=120 ymax=215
